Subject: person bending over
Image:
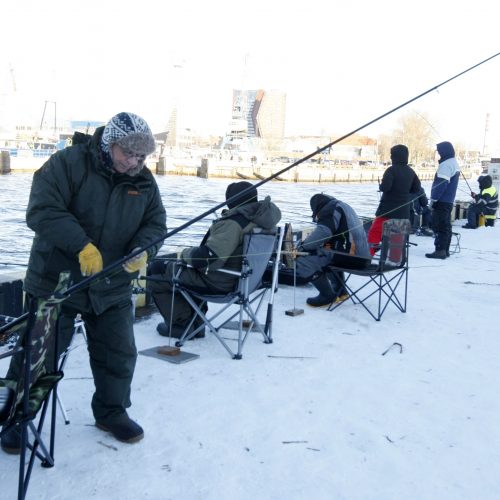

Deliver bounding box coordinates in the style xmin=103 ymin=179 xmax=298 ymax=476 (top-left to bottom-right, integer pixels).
xmin=293 ymin=193 xmax=370 ymax=307
xmin=1 ymin=112 xmax=166 ymax=452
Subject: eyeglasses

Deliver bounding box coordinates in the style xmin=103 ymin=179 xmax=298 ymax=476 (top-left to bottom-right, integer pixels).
xmin=121 ymin=148 xmax=146 ymax=161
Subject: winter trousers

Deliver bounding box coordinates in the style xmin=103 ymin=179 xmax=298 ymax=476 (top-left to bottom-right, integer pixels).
xmin=149 ymin=257 xmax=235 ymax=328
xmin=466 ymin=203 xmax=483 ymax=228
xmin=431 ymin=201 xmax=453 ymax=252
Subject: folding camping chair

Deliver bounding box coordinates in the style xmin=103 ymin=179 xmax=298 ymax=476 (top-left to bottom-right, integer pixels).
xmin=327 ymin=219 xmax=411 ymax=321
xmin=0 ymin=272 xmax=68 ymax=500
xmin=173 ymin=227 xmax=284 ymax=359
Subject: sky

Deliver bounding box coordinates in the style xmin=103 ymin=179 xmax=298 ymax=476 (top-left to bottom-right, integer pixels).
xmin=1 ymin=0 xmax=500 ymax=152
xmin=1 ymin=216 xmax=499 ymax=500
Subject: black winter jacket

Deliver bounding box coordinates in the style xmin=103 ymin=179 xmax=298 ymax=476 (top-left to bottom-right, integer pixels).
xmin=24 ymin=127 xmax=167 ymax=314
xmin=376 ymin=163 xmax=421 ymax=219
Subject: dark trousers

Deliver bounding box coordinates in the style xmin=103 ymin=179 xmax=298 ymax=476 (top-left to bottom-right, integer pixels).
xmin=467 ymin=204 xmax=482 ymax=228
xmin=431 ymin=201 xmax=453 ymax=252
xmin=149 ymin=256 xmax=232 ymax=328
xmin=6 ymin=297 xmax=136 ymax=423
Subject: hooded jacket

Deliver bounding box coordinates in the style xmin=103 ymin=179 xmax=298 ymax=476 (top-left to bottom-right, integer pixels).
xmin=376 ymin=157 xmax=421 ymax=219
xmin=301 ymin=194 xmax=370 ymax=257
xmin=430 ymin=141 xmax=460 ymax=204
xmin=24 ymin=127 xmax=167 ymax=314
xmin=474 ymin=175 xmax=498 ymax=218
xmin=181 ymin=196 xmax=281 ymax=290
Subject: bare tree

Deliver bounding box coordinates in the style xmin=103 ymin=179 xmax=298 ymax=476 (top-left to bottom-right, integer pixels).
xmin=380 ymin=111 xmax=436 ymax=166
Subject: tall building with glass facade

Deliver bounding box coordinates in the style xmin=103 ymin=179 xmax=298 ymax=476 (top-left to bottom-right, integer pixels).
xmin=231 ymin=89 xmax=286 ymax=141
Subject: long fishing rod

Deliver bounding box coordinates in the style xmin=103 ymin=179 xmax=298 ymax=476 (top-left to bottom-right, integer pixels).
xmin=461 ymin=170 xmax=474 ymax=194
xmin=2 ymin=51 xmax=500 ymax=333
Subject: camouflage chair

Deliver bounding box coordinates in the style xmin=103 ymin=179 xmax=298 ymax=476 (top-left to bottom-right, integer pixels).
xmin=327 ymin=219 xmax=412 ymax=321
xmin=0 ymin=272 xmax=69 ymax=500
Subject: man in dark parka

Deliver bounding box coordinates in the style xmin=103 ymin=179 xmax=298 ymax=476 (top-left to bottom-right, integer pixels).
xmin=1 ymin=112 xmax=166 ymax=451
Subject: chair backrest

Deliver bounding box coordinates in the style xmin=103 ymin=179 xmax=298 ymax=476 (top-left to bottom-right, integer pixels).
xmin=379 ymin=219 xmax=411 ymax=268
xmin=0 ymin=272 xmax=69 ymax=426
xmin=240 ymin=229 xmax=278 ymax=295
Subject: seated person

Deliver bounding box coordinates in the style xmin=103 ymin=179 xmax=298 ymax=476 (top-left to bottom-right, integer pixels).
xmin=463 ymin=175 xmax=498 ymax=228
xmin=148 ymin=181 xmax=281 ymax=337
xmin=409 ymin=186 xmax=433 ymax=236
xmin=293 ymin=193 xmax=371 ymax=307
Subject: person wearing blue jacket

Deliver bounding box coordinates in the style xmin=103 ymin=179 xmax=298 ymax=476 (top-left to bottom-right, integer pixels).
xmin=426 ymin=141 xmax=460 ymax=259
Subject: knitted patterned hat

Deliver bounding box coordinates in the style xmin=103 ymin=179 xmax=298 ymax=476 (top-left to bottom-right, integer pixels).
xmin=101 ymin=112 xmax=155 ymax=168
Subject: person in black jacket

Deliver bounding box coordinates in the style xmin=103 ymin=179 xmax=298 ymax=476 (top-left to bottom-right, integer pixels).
xmin=367 ymin=145 xmax=421 ymax=254
xmin=1 ymin=112 xmax=166 ymax=452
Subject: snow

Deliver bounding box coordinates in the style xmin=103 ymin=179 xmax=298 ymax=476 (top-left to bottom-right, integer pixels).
xmin=1 ymin=222 xmax=500 ymax=500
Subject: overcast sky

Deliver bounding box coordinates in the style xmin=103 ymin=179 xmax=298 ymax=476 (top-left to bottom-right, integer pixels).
xmin=1 ymin=0 xmax=500 ymax=152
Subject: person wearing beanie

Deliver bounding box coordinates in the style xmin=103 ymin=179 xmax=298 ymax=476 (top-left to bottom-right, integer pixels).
xmin=462 ymin=175 xmax=498 ymax=229
xmin=1 ymin=112 xmax=166 ymax=452
xmin=367 ymin=144 xmax=421 ymax=255
xmin=287 ymin=193 xmax=370 ymax=307
xmin=426 ymin=141 xmax=460 ymax=258
xmin=149 ymin=181 xmax=281 ymax=338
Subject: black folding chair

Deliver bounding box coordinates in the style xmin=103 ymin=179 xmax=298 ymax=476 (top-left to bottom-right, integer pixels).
xmin=327 ymin=219 xmax=411 ymax=321
xmin=0 ymin=272 xmax=68 ymax=500
xmin=173 ymin=227 xmax=283 ymax=359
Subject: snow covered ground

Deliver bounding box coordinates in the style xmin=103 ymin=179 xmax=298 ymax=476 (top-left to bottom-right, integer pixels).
xmin=1 ymin=221 xmax=499 ymax=500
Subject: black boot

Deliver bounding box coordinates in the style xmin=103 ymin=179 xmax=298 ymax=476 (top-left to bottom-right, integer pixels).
xmin=1 ymin=425 xmax=21 ymax=455
xmin=425 ymin=249 xmax=447 ymax=259
xmin=306 ymin=274 xmax=336 ymax=307
xmin=95 ymin=413 xmax=144 ymax=443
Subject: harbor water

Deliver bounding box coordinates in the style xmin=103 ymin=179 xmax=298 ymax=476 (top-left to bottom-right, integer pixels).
xmin=0 ymin=172 xmax=470 ymax=272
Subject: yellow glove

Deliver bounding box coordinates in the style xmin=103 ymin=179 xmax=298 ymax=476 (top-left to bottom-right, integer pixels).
xmin=78 ymin=243 xmax=103 ymax=277
xmin=123 ymin=248 xmax=148 ymax=273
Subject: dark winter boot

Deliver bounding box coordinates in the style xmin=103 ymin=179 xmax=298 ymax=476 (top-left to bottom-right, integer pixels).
xmin=425 ymin=249 xmax=447 ymax=259
xmin=1 ymin=425 xmax=21 ymax=455
xmin=306 ymin=274 xmax=336 ymax=307
xmin=95 ymin=413 xmax=144 ymax=443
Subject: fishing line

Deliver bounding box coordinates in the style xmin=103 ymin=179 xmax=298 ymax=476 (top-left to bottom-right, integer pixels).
xmin=2 ymin=51 xmax=499 ymax=332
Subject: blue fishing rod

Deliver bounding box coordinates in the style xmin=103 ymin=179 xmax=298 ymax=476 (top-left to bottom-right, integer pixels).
xmin=2 ymin=50 xmax=500 ymax=334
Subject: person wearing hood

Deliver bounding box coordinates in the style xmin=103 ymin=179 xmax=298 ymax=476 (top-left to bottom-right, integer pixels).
xmin=293 ymin=193 xmax=370 ymax=308
xmin=1 ymin=113 xmax=167 ymax=452
xmin=149 ymin=181 xmax=281 ymax=338
xmin=367 ymin=144 xmax=421 ymax=255
xmin=462 ymin=175 xmax=498 ymax=229
xmin=426 ymin=141 xmax=460 ymax=259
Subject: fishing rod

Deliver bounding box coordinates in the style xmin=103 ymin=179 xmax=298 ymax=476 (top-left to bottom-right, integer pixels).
xmin=2 ymin=51 xmax=500 ymax=333
xmin=461 ymin=171 xmax=474 ymax=194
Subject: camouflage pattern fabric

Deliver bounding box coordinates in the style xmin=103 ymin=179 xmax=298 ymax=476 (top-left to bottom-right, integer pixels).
xmin=381 ymin=219 xmax=411 ymax=266
xmin=0 ymin=271 xmax=70 ymax=425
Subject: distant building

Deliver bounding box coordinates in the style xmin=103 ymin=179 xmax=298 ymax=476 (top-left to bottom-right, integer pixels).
xmin=222 ymin=89 xmax=286 ymax=150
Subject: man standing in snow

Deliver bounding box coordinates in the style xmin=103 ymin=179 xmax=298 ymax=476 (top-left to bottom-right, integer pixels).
xmin=426 ymin=141 xmax=460 ymax=259
xmin=367 ymin=144 xmax=421 ymax=255
xmin=1 ymin=112 xmax=166 ymax=452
